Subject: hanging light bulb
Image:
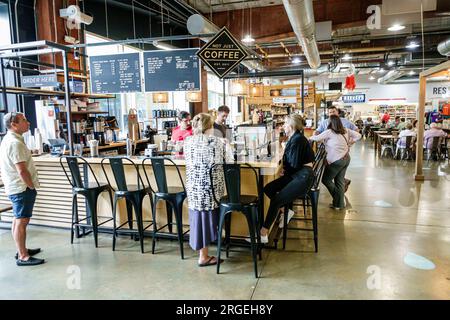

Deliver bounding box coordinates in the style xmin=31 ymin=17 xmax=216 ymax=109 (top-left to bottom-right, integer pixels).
xmin=249 ymin=83 xmax=264 ymax=97
xmin=292 ymin=57 xmax=301 ymax=64
xmin=406 ymin=41 xmax=420 ymax=49
xmin=342 ymin=54 xmax=352 ymax=61
xmin=229 ymin=80 xmax=248 ymax=96
xmin=241 ymin=5 xmax=254 ymax=44
xmin=241 ymin=35 xmax=255 ymax=43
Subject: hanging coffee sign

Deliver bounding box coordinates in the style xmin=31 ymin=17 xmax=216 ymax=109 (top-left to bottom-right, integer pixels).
xmin=197 ymin=27 xmax=248 ymax=79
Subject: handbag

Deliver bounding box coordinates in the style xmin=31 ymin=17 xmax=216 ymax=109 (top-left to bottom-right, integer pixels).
xmin=341 ymin=132 xmax=351 ymax=160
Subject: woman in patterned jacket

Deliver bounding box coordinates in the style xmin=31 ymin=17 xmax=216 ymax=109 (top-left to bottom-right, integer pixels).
xmin=184 ymin=113 xmax=225 ymax=267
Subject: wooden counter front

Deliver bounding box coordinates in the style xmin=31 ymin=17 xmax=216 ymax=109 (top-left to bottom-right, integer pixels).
xmin=0 ymin=153 xmax=282 ymax=238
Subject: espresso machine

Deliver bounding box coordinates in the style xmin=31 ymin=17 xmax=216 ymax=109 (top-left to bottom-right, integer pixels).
xmin=93 ymin=118 xmax=105 ymax=146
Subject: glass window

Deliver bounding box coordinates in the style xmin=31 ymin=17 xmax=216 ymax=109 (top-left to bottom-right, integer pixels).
xmin=85 ymin=32 xmax=142 ymax=133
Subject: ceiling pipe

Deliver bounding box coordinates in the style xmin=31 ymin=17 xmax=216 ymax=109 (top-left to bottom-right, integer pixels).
xmin=377 ymin=70 xmax=405 ymax=84
xmin=437 ymin=37 xmax=450 ymax=56
xmin=282 ymin=0 xmax=321 ymax=69
xmin=186 ymin=14 xmax=265 ymax=71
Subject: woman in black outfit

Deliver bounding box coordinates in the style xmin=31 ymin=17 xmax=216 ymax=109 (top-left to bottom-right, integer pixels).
xmin=260 ymin=114 xmax=315 ymax=243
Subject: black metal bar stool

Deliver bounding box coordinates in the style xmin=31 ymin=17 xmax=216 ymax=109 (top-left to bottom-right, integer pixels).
xmin=211 ymin=163 xmax=261 ymax=278
xmin=100 ymin=157 xmax=155 ymax=254
xmin=279 ymin=143 xmax=327 ymax=252
xmin=60 ymin=156 xmax=114 ymax=248
xmin=141 ymin=157 xmax=187 ymax=259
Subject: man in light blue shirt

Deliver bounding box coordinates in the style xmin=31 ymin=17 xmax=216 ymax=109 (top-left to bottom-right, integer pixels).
xmin=314 ymin=106 xmax=358 ymax=194
xmin=315 ymin=106 xmax=358 ymax=134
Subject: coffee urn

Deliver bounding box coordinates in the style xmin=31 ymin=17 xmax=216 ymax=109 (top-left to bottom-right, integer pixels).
xmin=73 ymin=120 xmax=85 ymax=145
xmin=93 ymin=118 xmax=105 ymax=146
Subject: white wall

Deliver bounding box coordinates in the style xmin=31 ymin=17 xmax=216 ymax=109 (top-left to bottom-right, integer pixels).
xmin=312 ymin=74 xmax=450 ymax=103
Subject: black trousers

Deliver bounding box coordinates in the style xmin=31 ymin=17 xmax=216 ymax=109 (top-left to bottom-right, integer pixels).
xmin=262 ymin=167 xmax=314 ymax=229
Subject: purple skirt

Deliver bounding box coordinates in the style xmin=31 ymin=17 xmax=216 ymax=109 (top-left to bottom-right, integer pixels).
xmin=189 ymin=208 xmax=219 ymax=251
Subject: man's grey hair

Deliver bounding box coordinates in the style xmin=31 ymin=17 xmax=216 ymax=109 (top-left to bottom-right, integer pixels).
xmin=4 ymin=112 xmax=23 ymax=129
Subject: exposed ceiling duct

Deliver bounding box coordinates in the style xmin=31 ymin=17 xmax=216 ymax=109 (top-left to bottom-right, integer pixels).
xmin=282 ymin=0 xmax=321 ymax=69
xmin=437 ymin=37 xmax=450 ymax=56
xmin=186 ymin=14 xmax=265 ymax=72
xmin=377 ymin=70 xmax=405 ymax=84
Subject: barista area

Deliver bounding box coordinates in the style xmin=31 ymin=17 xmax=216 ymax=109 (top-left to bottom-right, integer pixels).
xmin=28 ymin=74 xmax=317 ymax=161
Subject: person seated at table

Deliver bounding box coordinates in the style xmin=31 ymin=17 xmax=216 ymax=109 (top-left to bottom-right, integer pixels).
xmin=396 ymin=118 xmax=407 ymax=130
xmin=171 ymin=111 xmax=193 ymax=143
xmin=380 ymin=120 xmax=388 ymax=129
xmin=396 ymin=123 xmax=416 ymax=150
xmin=355 ymin=117 xmax=364 ymax=131
xmin=184 ymin=113 xmax=225 ymax=267
xmin=424 ymin=122 xmax=447 ymax=149
xmin=364 ymin=117 xmax=374 ymax=126
xmin=381 ymin=112 xmax=390 ymax=123
xmin=259 ymin=114 xmax=315 ymax=243
xmin=412 ymin=119 xmax=419 ymax=133
xmin=363 ymin=117 xmax=374 ymax=138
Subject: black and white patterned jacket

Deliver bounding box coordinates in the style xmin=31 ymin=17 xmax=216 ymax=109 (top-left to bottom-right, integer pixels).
xmin=184 ymin=134 xmax=225 ymax=211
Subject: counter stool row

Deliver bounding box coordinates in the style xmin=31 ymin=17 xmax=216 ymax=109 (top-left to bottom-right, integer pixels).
xmin=60 ymin=156 xmax=265 ymax=278
xmin=60 ymin=156 xmax=188 ymax=259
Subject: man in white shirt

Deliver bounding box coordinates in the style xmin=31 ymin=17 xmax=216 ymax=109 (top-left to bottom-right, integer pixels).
xmin=423 ymin=122 xmax=448 ymax=149
xmin=0 ymin=112 xmax=43 ymax=266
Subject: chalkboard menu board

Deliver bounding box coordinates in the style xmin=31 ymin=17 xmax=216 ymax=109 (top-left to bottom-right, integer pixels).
xmin=89 ymin=53 xmax=141 ymax=94
xmin=143 ymin=49 xmax=200 ymax=92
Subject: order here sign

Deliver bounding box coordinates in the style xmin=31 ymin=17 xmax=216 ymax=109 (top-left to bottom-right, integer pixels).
xmin=197 ymin=27 xmax=248 ymax=79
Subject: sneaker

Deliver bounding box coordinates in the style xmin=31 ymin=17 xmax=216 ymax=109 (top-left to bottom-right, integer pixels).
xmin=245 ymin=235 xmax=268 ymax=244
xmin=279 ymin=209 xmax=295 ymax=228
xmin=260 ymin=234 xmax=268 ymax=244
xmin=16 ymin=256 xmax=45 ymax=266
xmin=15 ymin=248 xmax=41 ymax=260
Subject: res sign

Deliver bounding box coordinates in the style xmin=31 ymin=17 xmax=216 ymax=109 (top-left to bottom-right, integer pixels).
xmin=429 ymin=84 xmax=450 ymax=98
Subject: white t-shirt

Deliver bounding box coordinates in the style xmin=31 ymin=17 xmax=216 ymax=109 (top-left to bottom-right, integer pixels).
xmin=0 ymin=131 xmax=40 ymax=195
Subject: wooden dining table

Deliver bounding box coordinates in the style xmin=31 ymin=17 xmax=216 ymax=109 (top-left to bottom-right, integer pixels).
xmin=377 ymin=134 xmax=400 ymax=157
xmin=373 ymin=131 xmax=389 ymax=153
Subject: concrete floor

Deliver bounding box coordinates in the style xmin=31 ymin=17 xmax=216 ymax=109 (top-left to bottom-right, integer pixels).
xmin=0 ymin=140 xmax=449 ymax=299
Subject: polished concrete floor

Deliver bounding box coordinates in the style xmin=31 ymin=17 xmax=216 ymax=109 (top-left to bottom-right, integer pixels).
xmin=0 ymin=140 xmax=449 ymax=300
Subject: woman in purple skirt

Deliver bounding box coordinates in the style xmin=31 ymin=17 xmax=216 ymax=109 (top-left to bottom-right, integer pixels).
xmin=184 ymin=113 xmax=225 ymax=267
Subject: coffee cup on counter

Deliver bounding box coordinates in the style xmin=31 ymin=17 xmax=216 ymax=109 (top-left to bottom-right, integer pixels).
xmin=89 ymin=139 xmax=99 ymax=157
xmin=159 ymin=140 xmax=167 ymax=152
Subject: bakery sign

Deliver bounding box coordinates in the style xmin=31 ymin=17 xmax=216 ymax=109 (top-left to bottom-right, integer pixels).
xmin=342 ymin=93 xmax=366 ymax=103
xmin=197 ymin=27 xmax=248 ymax=79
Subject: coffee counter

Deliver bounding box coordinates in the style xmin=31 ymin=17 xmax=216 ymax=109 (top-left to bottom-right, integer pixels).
xmin=0 ymin=152 xmax=282 ymax=238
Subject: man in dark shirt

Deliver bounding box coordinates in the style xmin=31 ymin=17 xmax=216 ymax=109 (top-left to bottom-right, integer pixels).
xmin=213 ymin=105 xmax=230 ymax=139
